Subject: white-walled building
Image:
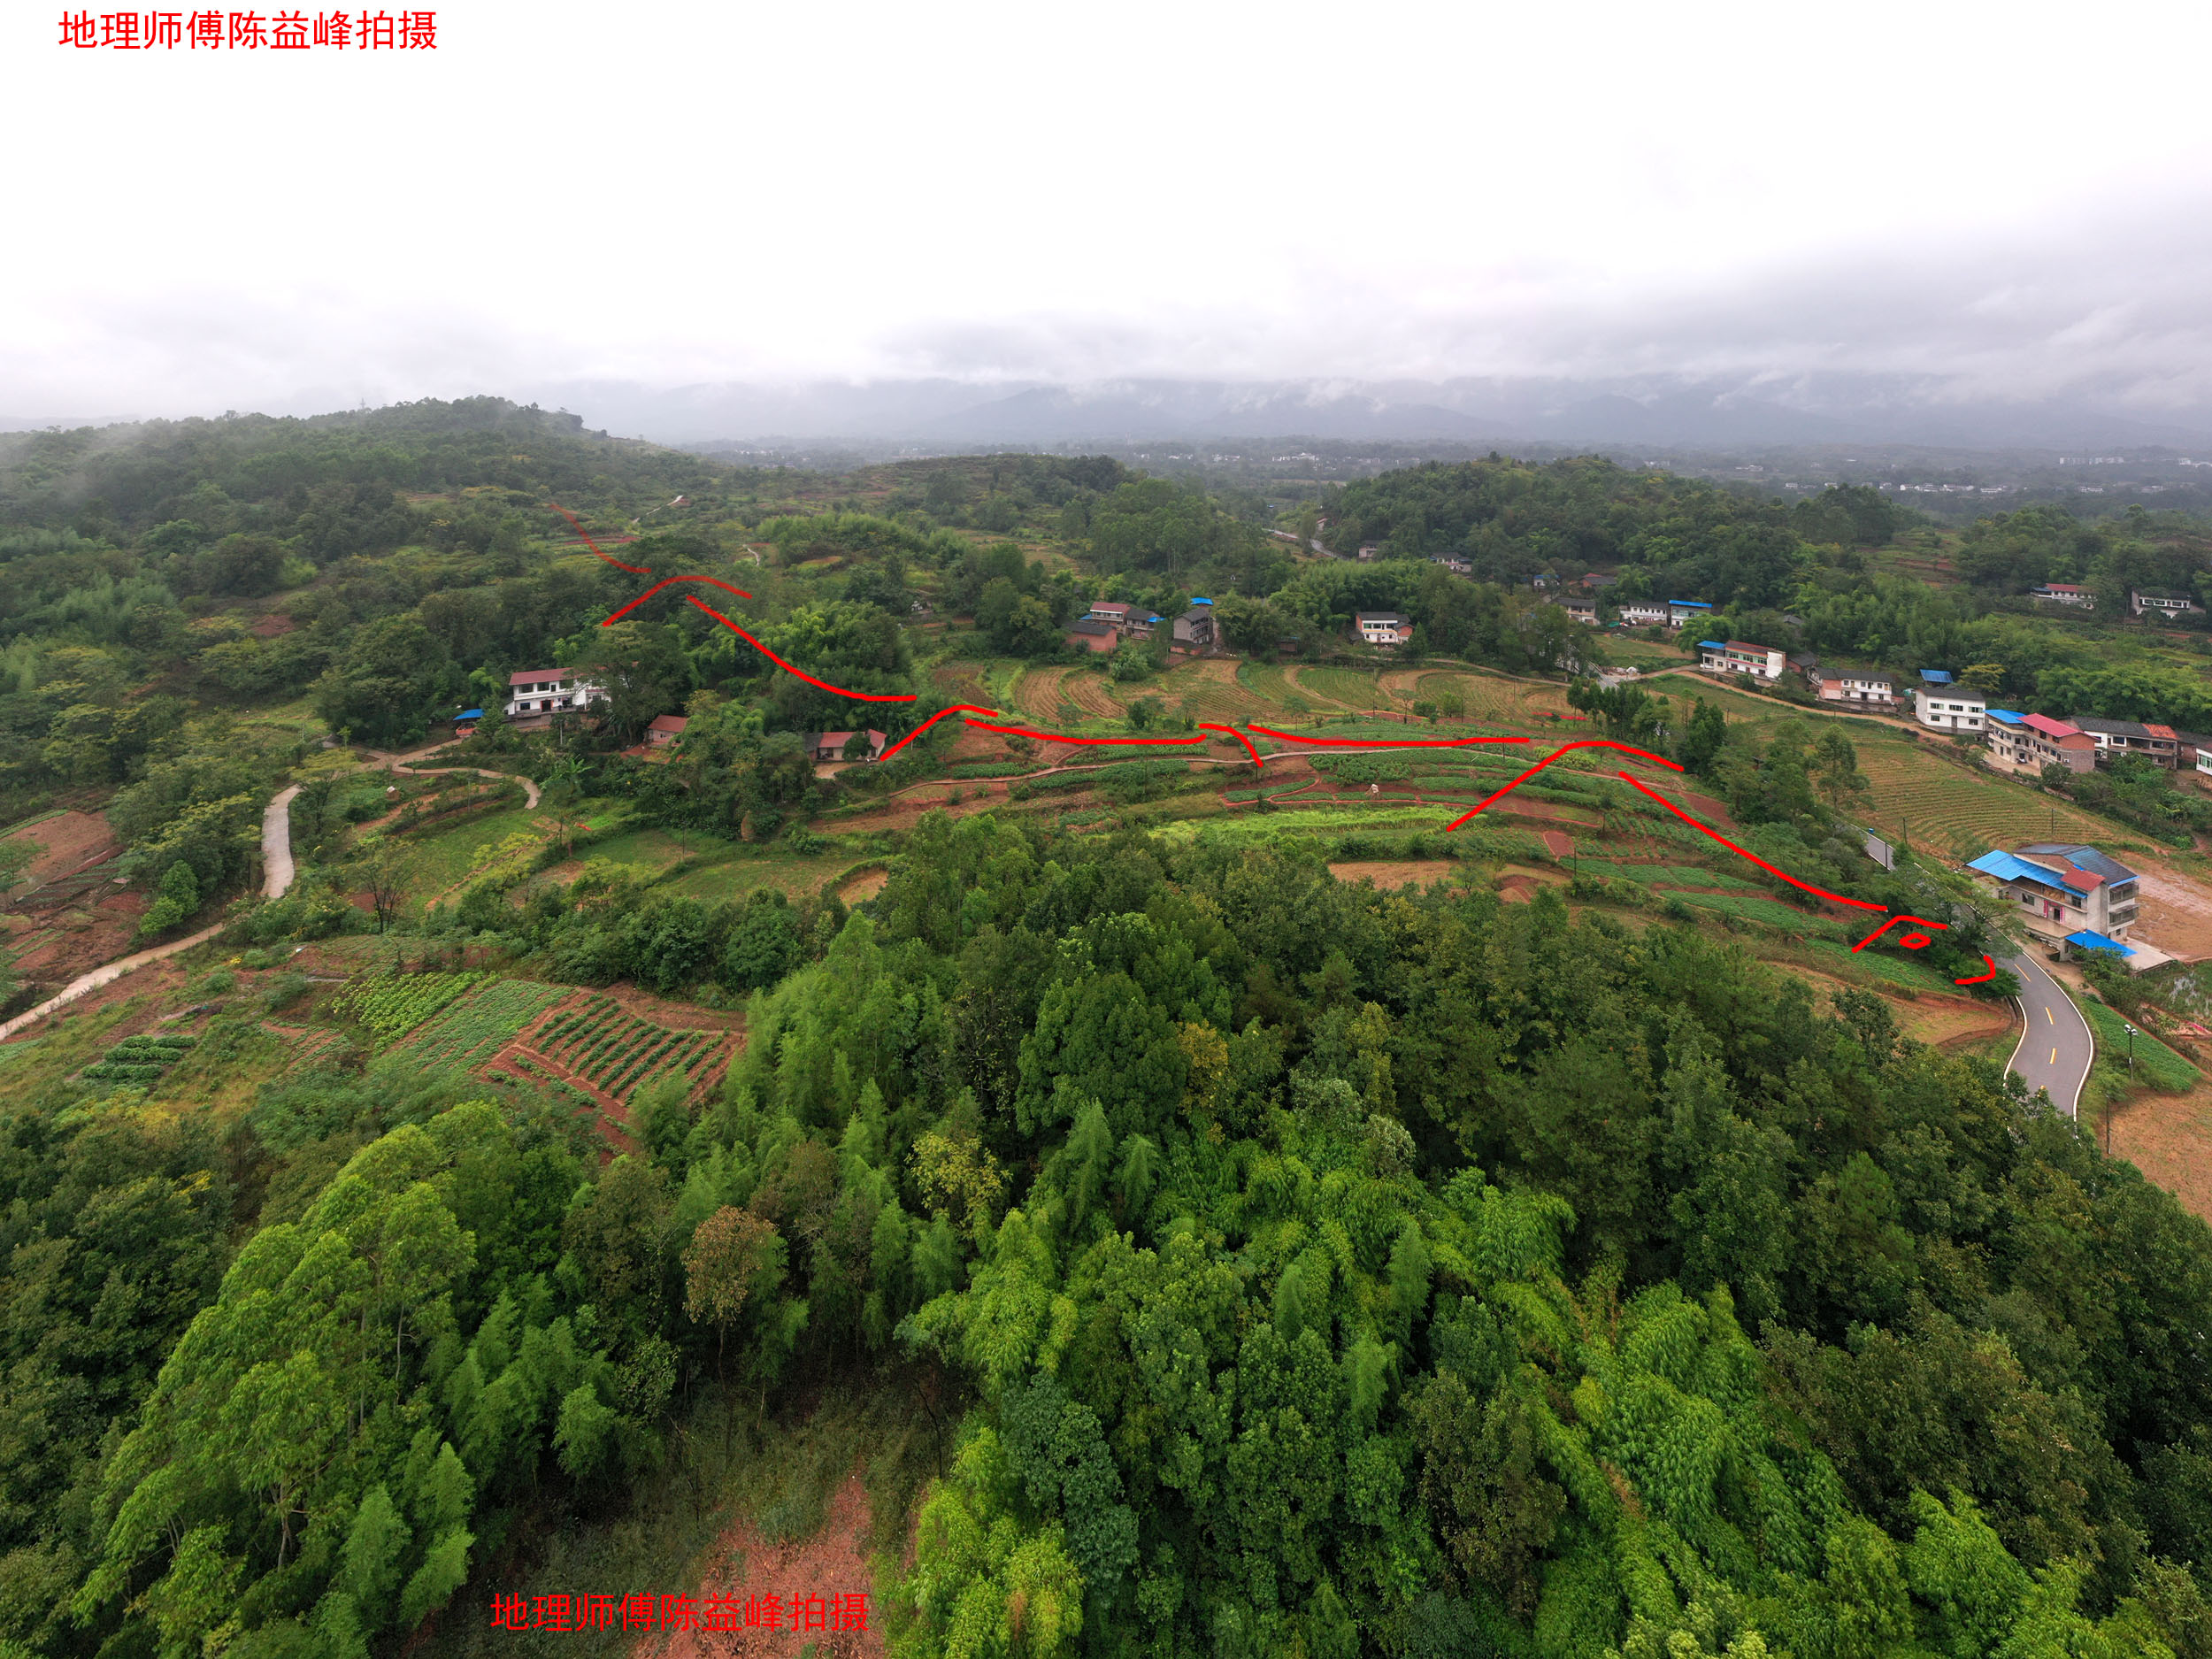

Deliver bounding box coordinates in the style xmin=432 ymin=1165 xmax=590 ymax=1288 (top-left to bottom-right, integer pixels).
xmin=1356 ymin=611 xmax=1409 ymax=647
xmin=505 ymin=670 xmax=606 ymax=719
xmin=1912 ymin=672 xmax=1985 ymax=732
xmin=1697 ymin=640 xmax=1785 ymax=680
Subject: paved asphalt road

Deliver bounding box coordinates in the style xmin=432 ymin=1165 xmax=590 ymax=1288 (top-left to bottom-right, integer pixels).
xmin=2003 ymin=950 xmax=2094 ymax=1118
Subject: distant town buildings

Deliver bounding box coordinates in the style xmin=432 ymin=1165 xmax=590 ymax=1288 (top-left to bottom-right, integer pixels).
xmin=1912 ymin=673 xmax=1985 ymax=732
xmin=1065 ymin=617 xmax=1118 ymax=654
xmin=1697 ymin=640 xmax=1786 ymax=680
xmin=2068 ymin=715 xmax=2182 ymax=770
xmin=1985 ymin=710 xmax=2097 ymax=775
xmin=1083 ymin=601 xmax=1160 ymax=640
xmin=2131 ymin=588 xmax=2203 ymax=620
xmin=1807 ymin=666 xmax=1897 ymax=711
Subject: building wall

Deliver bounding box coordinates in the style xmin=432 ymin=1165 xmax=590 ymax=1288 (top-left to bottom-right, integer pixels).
xmin=1913 ymin=689 xmax=1985 ymax=731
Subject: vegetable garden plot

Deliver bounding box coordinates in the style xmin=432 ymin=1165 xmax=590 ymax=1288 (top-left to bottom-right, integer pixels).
xmin=391 ymin=979 xmax=571 ymax=1071
xmin=80 ymin=1033 xmax=196 ymax=1084
xmin=328 ymin=971 xmax=489 ymax=1041
xmin=518 ymin=994 xmax=737 ymax=1102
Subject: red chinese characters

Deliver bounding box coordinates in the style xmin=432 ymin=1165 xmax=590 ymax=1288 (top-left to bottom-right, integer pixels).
xmin=490 ymin=1588 xmax=868 ymax=1634
xmin=57 ymin=6 xmax=430 ymax=44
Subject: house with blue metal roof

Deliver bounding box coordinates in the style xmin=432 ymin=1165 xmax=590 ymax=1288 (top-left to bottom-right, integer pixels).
xmin=1912 ymin=671 xmax=1985 ymax=733
xmin=1967 ymin=843 xmax=2140 ymax=957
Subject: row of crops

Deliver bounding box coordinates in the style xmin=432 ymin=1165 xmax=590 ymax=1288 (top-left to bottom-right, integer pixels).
xmin=1562 ymin=856 xmax=1762 ymax=892
xmin=328 ymin=971 xmax=491 ymax=1040
xmin=529 ymin=995 xmax=729 ymax=1101
xmin=81 ymin=1033 xmax=195 ymax=1084
xmin=394 ymin=979 xmax=572 ymax=1071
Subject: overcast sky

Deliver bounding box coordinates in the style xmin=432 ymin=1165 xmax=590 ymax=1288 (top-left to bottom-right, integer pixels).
xmin=9 ymin=0 xmax=2212 ymax=421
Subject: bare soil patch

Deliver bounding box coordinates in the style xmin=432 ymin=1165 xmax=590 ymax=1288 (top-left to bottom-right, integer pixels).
xmin=2108 ymin=1080 xmax=2212 ymax=1223
xmin=1539 ymin=830 xmax=1574 ymax=857
xmin=2131 ymin=869 xmax=2212 ymax=961
xmin=1328 ymin=860 xmax=1462 ymax=890
xmin=836 ymin=866 xmax=889 ymax=904
xmin=6 ymin=810 xmax=119 ymax=884
xmin=634 ymin=1475 xmax=883 ymax=1659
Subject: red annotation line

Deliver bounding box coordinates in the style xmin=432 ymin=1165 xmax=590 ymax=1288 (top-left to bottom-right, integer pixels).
xmin=961 ymin=718 xmax=1204 ymax=747
xmin=685 ymin=596 xmax=918 ymax=703
xmin=1954 ymin=955 xmax=1998 ymax=986
xmin=879 ymin=704 xmax=1001 ymax=764
xmin=1248 ymin=723 xmax=1530 ymax=749
xmin=1200 ymin=723 xmax=1263 ymax=764
xmin=1613 ymin=772 xmax=1888 ymax=912
xmin=602 ymin=575 xmax=755 ymax=626
xmin=1442 ymin=740 xmax=1683 ymax=831
xmin=1852 ymin=913 xmax=1951 ymax=951
xmin=547 ymin=501 xmax=652 ymax=575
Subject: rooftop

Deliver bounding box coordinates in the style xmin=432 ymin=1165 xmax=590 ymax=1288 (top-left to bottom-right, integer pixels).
xmin=1968 ymin=849 xmax=2092 ymax=898
xmin=1918 ymin=669 xmax=1953 ymax=684
xmin=2021 ymin=843 xmax=2137 ymax=884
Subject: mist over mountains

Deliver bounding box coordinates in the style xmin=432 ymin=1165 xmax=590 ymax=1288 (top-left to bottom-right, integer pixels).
xmin=518 ymin=377 xmax=2212 ymax=453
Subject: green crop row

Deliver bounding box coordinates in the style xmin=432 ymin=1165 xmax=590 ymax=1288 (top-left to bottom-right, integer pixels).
xmin=1667 ymin=890 xmax=1821 ymax=930
xmin=400 ymin=979 xmax=570 ymax=1071
xmin=82 ymin=1061 xmax=170 ymax=1083
xmin=1564 ymin=858 xmax=1760 ymax=892
xmin=329 ymin=971 xmax=490 ymax=1040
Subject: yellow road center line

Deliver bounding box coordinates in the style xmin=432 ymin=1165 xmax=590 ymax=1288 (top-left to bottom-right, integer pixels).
xmin=2046 ymin=1006 xmax=2054 ymax=1024
xmin=2050 ymin=1047 xmax=2058 ymax=1065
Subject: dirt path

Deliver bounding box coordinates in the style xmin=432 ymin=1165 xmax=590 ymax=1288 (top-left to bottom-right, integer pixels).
xmin=0 ymin=920 xmax=224 ymax=1041
xmin=263 ymin=784 xmax=302 ymax=898
xmin=359 ymin=742 xmax=543 ymax=808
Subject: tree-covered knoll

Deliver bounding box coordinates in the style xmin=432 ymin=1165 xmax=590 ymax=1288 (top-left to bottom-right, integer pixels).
xmin=10 ymin=787 xmax=2212 ymax=1655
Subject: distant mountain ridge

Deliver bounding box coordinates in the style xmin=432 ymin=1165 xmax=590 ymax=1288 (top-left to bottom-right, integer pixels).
xmin=521 ymin=376 xmax=2212 ymax=453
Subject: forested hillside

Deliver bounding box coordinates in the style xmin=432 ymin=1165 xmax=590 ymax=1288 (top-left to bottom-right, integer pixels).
xmin=15 ymin=824 xmax=2212 ymax=1658
xmin=7 ymin=402 xmax=2212 ymax=1659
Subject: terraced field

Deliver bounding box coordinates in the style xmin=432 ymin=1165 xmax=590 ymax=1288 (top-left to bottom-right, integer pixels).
xmin=1013 ymin=665 xmax=1074 ymax=720
xmin=1417 ymin=672 xmax=1578 ymax=726
xmin=391 ymin=978 xmax=572 ymax=1072
xmin=1059 ymin=670 xmax=1127 ymax=719
xmin=1296 ymin=666 xmax=1390 ymax=709
xmin=1235 ymin=659 xmax=1310 ymax=711
xmin=1154 ymin=659 xmax=1273 ymax=722
xmin=503 ymin=992 xmax=738 ymax=1105
xmin=1855 ymin=741 xmax=2132 ymax=856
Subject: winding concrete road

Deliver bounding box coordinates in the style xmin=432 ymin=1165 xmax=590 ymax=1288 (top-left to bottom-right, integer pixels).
xmin=2002 ymin=949 xmax=2093 ymax=1119
xmin=0 ymin=780 xmax=313 ymax=1044
xmin=263 ymin=783 xmax=302 ymax=898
